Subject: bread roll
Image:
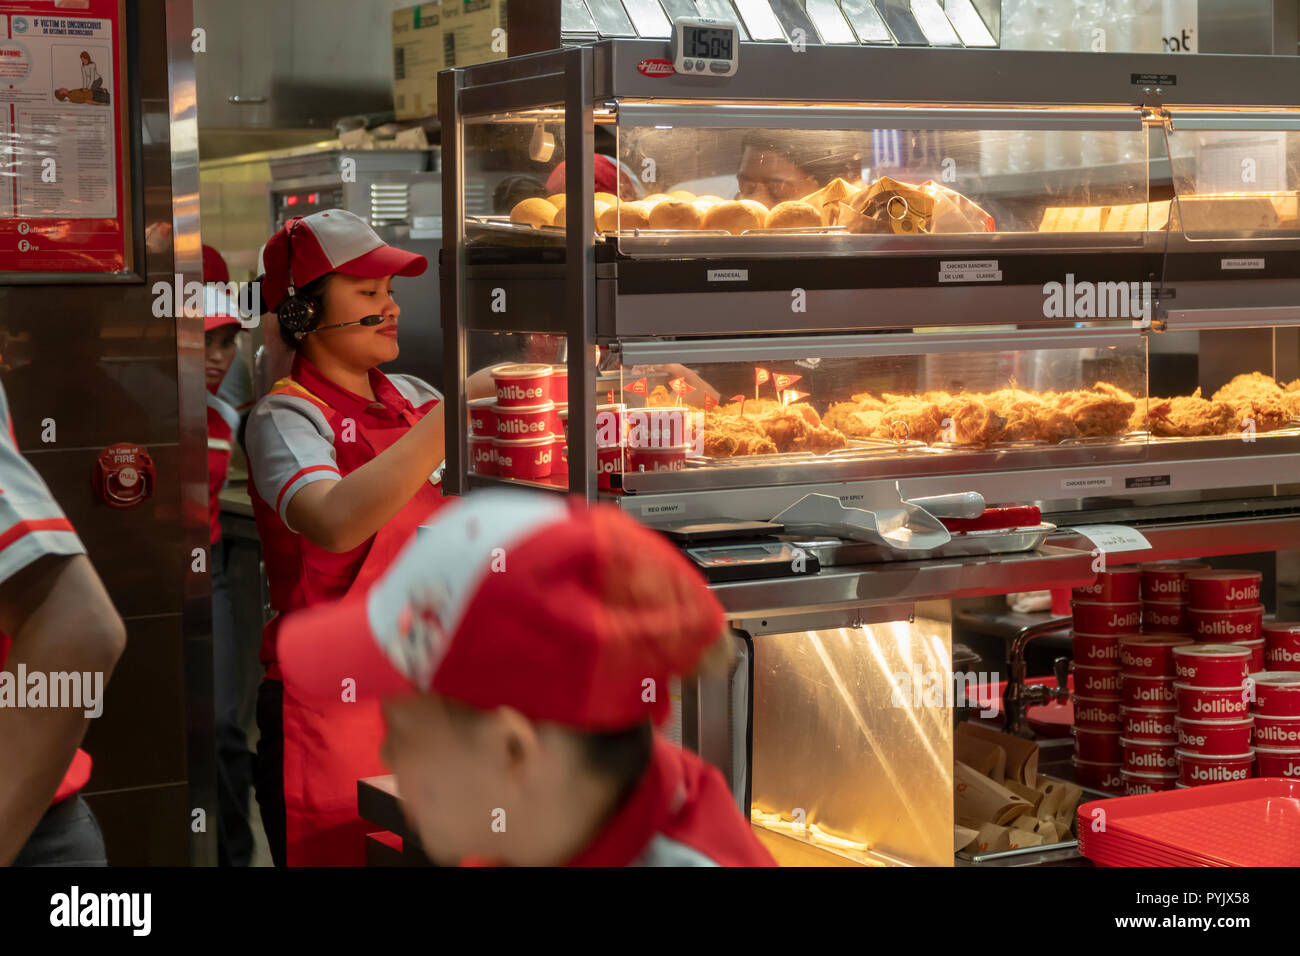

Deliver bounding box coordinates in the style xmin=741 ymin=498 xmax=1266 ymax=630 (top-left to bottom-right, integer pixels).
xmin=555 ymin=200 xmax=611 ymax=229
xmin=668 ymin=189 xmax=696 ymax=201
xmin=597 ymin=201 xmax=652 ymax=233
xmin=547 ymin=193 xmax=567 ymax=211
xmin=766 ymin=200 xmax=822 ymax=229
xmin=648 ymin=198 xmax=703 ymax=231
xmin=704 ymin=200 xmax=767 ymax=235
xmin=594 ymin=191 xmax=619 ymax=207
xmin=643 ymin=193 xmax=672 ymax=205
xmin=510 ymin=197 xmax=558 ymax=228
xmin=696 ymin=195 xmax=726 ymax=205
xmin=691 ymin=199 xmax=718 ymax=217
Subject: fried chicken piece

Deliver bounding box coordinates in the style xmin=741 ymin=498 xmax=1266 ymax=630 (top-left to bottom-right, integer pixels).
xmin=849 ymin=392 xmax=885 ymax=409
xmin=794 ymin=424 xmax=849 ymax=454
xmin=754 ymin=408 xmax=809 ymax=453
xmin=702 ymin=432 xmax=738 ymax=457
xmin=790 ymin=403 xmax=822 ymax=427
xmin=1212 ymin=373 xmax=1293 ymax=432
xmin=735 ymin=435 xmax=778 ymax=456
xmin=938 ymin=394 xmax=1006 ymax=447
xmin=872 ymin=397 xmax=944 ymax=443
xmin=646 ymin=385 xmax=675 ymax=407
xmin=840 ymin=409 xmax=886 ymax=438
xmin=823 ymin=401 xmax=863 ymax=433
xmin=1056 ymin=382 xmax=1137 ymax=438
xmin=1141 ymin=390 xmax=1238 ymax=437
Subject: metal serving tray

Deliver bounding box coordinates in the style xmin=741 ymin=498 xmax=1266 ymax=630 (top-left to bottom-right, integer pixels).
xmin=787 ymin=522 xmax=1056 ymax=565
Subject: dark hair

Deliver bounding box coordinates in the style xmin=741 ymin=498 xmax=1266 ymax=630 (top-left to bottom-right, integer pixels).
xmin=493 ymin=175 xmax=549 ymax=214
xmin=580 ymin=721 xmax=654 ymax=803
xmin=740 ymin=129 xmax=865 ymax=185
xmin=277 ymin=271 xmax=334 ymax=350
xmin=80 ymin=51 xmax=92 ymax=61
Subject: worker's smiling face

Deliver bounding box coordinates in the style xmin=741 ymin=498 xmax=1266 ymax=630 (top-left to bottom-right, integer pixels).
xmin=736 ymin=147 xmax=819 ymax=206
xmin=305 ymin=273 xmax=401 ymax=370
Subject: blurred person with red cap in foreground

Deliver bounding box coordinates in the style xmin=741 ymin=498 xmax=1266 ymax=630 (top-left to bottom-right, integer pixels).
xmin=278 ymin=489 xmax=776 ymax=867
xmin=244 ymin=209 xmax=491 ymax=866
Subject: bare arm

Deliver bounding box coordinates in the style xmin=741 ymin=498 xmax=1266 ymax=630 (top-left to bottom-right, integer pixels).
xmin=0 ymin=554 xmax=125 ymax=865
xmin=287 ymin=402 xmax=446 ymax=553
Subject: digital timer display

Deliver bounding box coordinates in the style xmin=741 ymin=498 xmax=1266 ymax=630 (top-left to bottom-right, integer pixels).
xmin=684 ymin=26 xmax=733 ymax=60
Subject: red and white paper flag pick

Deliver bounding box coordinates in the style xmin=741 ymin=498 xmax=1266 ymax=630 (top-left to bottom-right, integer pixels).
xmin=704 ymin=393 xmax=718 ymax=411
xmin=773 ymin=372 xmax=802 ymax=391
xmin=668 ymin=376 xmax=694 ymax=395
xmin=754 ymin=366 xmax=769 ymax=402
xmin=730 ymin=394 xmax=746 ymax=417
xmin=783 ymin=389 xmax=810 ymax=406
xmin=624 ymin=377 xmax=648 ymax=396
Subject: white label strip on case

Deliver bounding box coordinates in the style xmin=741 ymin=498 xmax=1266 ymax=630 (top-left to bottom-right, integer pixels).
xmin=1069 ymin=524 xmax=1153 ymax=553
xmin=1221 ymin=258 xmax=1265 ymax=270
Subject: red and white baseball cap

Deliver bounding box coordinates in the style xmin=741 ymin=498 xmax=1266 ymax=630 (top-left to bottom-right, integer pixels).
xmin=277 ymin=489 xmax=725 ymax=730
xmin=258 ymin=209 xmax=427 ymax=313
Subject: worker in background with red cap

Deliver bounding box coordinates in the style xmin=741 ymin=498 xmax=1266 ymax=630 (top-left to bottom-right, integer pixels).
xmin=278 ymin=488 xmax=776 ymax=867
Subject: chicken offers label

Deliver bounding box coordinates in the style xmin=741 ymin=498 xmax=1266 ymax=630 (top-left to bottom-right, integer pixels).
xmin=93 ymin=443 xmax=155 ymax=508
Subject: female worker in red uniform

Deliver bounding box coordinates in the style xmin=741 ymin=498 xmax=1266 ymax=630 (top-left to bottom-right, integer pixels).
xmin=244 ymin=209 xmax=450 ymax=866
xmin=277 ymin=489 xmax=777 ymax=867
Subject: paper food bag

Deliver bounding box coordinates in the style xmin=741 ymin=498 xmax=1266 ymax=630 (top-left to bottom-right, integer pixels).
xmin=955 ymin=760 xmax=1033 ymax=826
xmin=957 ymin=722 xmax=1039 ymax=788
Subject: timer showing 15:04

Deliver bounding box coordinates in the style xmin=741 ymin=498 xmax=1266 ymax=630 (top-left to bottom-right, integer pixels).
xmin=670 ymin=17 xmax=739 ymax=77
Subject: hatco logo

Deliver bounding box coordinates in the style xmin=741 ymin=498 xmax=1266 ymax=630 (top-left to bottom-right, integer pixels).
xmin=637 ymin=58 xmax=675 ymax=78
xmin=1042 ymin=274 xmax=1152 ymax=321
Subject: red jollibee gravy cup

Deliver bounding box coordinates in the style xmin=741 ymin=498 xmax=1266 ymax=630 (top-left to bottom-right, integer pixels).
xmin=1176 ymin=748 xmax=1254 ymax=786
xmin=1122 ymin=674 xmax=1176 ymax=708
xmin=492 ymin=363 xmax=552 ymax=407
xmin=1185 ymin=569 xmax=1263 ymax=610
xmin=1072 ymin=601 xmax=1141 ymax=635
xmin=1264 ymin=622 xmax=1300 ymax=669
xmin=548 ymin=365 xmax=568 ymax=404
xmin=1121 ymin=705 xmax=1177 ymax=741
xmin=1249 ymin=671 xmax=1300 ymax=716
xmin=1074 ymin=665 xmax=1121 ymax=699
xmin=493 ymin=435 xmax=554 ymax=480
xmin=1255 ymin=746 xmax=1300 ymax=777
xmin=1175 ymin=716 xmax=1254 ymax=755
xmin=626 ymin=444 xmax=689 ymax=474
xmin=1174 ymin=682 xmax=1251 ymax=720
xmin=1073 ymin=632 xmax=1120 ymax=666
xmin=468 ymin=436 xmax=497 ymax=476
xmin=627 ymin=407 xmax=703 ymax=450
xmin=1121 ymin=738 xmax=1178 ymax=773
xmin=1139 ymin=561 xmax=1209 ymax=602
xmin=550 ymin=403 xmax=566 ymax=439
xmin=1254 ymin=714 xmax=1300 ymax=747
xmin=1229 ymin=637 xmax=1265 ymax=672
xmin=1172 ymin=643 xmax=1251 ymax=687
xmin=1072 ymin=758 xmax=1124 ymax=793
xmin=1142 ymin=600 xmax=1189 ymax=634
xmin=1074 ymin=695 xmax=1122 ymax=730
xmin=1074 ymin=727 xmax=1122 ymax=762
xmin=1119 ymin=634 xmax=1193 ymax=676
xmin=595 ymin=404 xmax=626 ymax=447
xmin=1073 ymin=567 xmax=1141 ymax=603
xmin=551 ymin=442 xmax=568 ymax=478
xmin=469 ymin=397 xmax=497 ymax=437
xmin=1122 ymin=769 xmax=1179 ymax=794
xmin=493 ymin=401 xmax=555 ymax=440
xmin=596 ymin=444 xmax=622 ymax=490
xmin=1189 ymin=605 xmax=1263 ymax=643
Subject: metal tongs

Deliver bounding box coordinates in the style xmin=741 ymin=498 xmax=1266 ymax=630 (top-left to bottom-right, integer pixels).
xmin=770 ymin=484 xmax=985 ymax=552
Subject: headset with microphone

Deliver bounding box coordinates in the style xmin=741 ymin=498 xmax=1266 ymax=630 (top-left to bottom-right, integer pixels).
xmin=276 ymin=217 xmax=388 ymax=339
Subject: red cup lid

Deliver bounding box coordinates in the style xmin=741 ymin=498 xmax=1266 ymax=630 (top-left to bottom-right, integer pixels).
xmin=1119 ymin=737 xmax=1177 ymax=747
xmin=1174 ymin=747 xmax=1253 ymax=759
xmin=1072 ymin=600 xmax=1142 ymax=608
xmin=1119 ymin=705 xmax=1176 ymax=714
xmin=1121 ymin=769 xmax=1179 ymax=779
xmin=491 ymin=400 xmax=555 ymax=414
xmin=491 ymin=435 xmax=555 ymax=447
xmin=1172 ymin=681 xmax=1248 ymax=692
xmin=1172 ymin=643 xmax=1251 ymax=658
xmin=1174 ymin=715 xmax=1253 ymax=726
xmin=491 ymin=363 xmax=553 ymax=378
xmin=1185 ymin=568 xmax=1262 ymax=582
xmin=1251 ymin=671 xmax=1300 ymax=687
xmin=1187 ymin=603 xmax=1265 ymax=614
xmin=1255 ymin=744 xmax=1300 ymax=755
xmin=1120 ymin=634 xmax=1194 ymax=647
xmin=1263 ymin=621 xmax=1300 ymax=636
xmin=549 ymin=365 xmax=569 ymax=376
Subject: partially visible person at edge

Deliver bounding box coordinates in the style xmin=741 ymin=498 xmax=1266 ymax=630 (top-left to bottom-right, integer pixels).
xmin=0 ymin=380 xmax=126 ymax=865
xmin=278 ymin=488 xmax=777 ymax=867
xmin=243 ymin=208 xmax=492 ymax=866
xmin=202 ymin=245 xmax=254 ymax=868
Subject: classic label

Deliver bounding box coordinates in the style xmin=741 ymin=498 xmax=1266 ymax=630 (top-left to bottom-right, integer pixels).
xmin=939 ymin=260 xmax=1001 ymax=283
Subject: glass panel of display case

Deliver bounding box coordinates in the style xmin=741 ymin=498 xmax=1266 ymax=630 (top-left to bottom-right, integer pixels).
xmin=611 ymin=116 xmax=1149 ymax=256
xmin=1164 ymin=122 xmax=1300 ymax=241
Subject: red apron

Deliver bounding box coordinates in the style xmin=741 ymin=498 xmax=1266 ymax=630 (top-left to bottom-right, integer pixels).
xmin=251 ymin=360 xmax=445 ymax=866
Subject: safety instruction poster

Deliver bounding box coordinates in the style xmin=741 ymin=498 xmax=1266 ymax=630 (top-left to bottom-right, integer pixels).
xmin=0 ymin=0 xmax=126 ymax=274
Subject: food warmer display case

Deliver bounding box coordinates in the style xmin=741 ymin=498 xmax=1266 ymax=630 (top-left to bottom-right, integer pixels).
xmin=439 ymin=40 xmax=1300 ymax=866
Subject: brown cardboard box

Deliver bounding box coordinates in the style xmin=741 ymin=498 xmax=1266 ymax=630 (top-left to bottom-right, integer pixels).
xmin=393 ymin=1 xmax=510 ymax=121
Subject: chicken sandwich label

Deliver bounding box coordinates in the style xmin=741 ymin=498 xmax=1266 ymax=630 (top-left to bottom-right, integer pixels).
xmin=1041 ymin=274 xmax=1153 ymax=321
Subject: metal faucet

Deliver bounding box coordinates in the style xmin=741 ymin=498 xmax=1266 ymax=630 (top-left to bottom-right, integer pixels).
xmin=1002 ymin=616 xmax=1072 ymax=737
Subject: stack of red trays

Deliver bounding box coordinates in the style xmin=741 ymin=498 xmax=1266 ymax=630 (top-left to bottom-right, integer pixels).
xmin=1171 ymin=644 xmax=1254 ymax=787
xmin=1077 ymin=779 xmax=1300 ymax=866
xmin=1251 ymin=671 xmax=1300 ymax=778
xmin=1116 ymin=635 xmax=1192 ymax=794
xmin=1186 ymin=569 xmax=1266 ymax=669
xmin=1072 ymin=568 xmax=1140 ymax=792
xmin=1138 ymin=562 xmax=1207 ymax=635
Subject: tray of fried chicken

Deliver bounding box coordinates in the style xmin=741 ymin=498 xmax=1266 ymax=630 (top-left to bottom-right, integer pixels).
xmin=1135 ymin=372 xmax=1300 ymax=438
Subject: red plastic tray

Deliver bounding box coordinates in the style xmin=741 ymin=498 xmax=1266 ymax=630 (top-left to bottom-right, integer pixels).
xmin=1077 ymin=778 xmax=1300 ymax=866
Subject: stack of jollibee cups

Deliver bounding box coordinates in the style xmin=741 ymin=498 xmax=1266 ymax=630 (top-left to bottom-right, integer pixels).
xmin=1072 ymin=568 xmax=1140 ymax=790
xmin=1186 ymin=569 xmax=1264 ymax=644
xmin=1263 ymin=621 xmax=1300 ymax=671
xmin=1138 ymin=562 xmax=1207 ymax=635
xmin=1172 ymin=642 xmax=1254 ymax=786
xmin=1117 ymin=634 xmax=1190 ymax=793
xmin=1250 ymin=671 xmax=1300 ymax=777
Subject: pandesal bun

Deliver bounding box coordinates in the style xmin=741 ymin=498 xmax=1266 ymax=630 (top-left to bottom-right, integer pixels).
xmin=703 ymin=200 xmax=767 ymax=235
xmin=555 ymin=200 xmax=611 ymax=229
xmin=643 ymin=193 xmax=672 ymax=204
xmin=597 ymin=201 xmax=652 ymax=233
xmin=668 ymin=189 xmax=696 ymax=201
xmin=692 ymin=199 xmax=719 ymax=217
xmin=547 ymin=193 xmax=567 ymax=211
xmin=766 ymin=200 xmax=822 ymax=229
xmin=510 ymin=197 xmax=558 ymax=228
xmin=648 ymin=198 xmax=703 ymax=231
xmin=594 ymin=192 xmax=619 ymax=206
xmin=696 ymin=195 xmax=726 ymax=205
